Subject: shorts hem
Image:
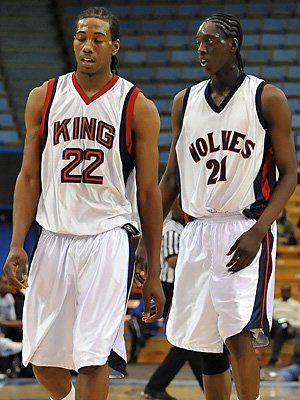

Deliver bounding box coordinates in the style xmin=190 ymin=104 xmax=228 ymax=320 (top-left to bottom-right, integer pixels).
xmin=27 ymin=358 xmax=74 ymax=370
xmin=167 ymin=336 xmax=223 ymax=353
xmin=75 ymin=357 xmax=108 ymax=372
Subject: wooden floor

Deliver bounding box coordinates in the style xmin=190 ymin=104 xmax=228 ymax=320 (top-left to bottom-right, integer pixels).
xmin=0 ymin=365 xmax=299 ymax=400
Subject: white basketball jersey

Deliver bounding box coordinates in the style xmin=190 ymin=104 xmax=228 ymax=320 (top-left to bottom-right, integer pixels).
xmin=176 ymin=74 xmax=277 ymax=220
xmin=36 ymin=72 xmax=140 ymax=235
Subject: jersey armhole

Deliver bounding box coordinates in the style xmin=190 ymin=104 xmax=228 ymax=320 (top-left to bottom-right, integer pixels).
xmin=39 ymin=78 xmax=58 ymax=140
xmin=255 ymin=81 xmax=268 ymax=131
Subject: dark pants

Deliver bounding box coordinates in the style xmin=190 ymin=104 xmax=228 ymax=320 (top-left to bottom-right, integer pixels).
xmin=269 ymin=319 xmax=295 ymax=363
xmin=146 ymin=346 xmax=203 ymax=390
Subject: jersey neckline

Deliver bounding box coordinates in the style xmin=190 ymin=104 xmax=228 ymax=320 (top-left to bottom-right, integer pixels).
xmin=204 ymin=73 xmax=246 ymax=114
xmin=71 ymin=72 xmax=119 ymax=105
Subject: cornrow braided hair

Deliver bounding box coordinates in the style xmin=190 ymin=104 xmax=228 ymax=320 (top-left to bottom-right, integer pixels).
xmin=74 ymin=7 xmax=120 ymax=74
xmin=205 ymin=13 xmax=244 ymax=73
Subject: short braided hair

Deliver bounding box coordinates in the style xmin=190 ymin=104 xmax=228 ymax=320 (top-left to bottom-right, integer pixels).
xmin=74 ymin=7 xmax=120 ymax=74
xmin=205 ymin=13 xmax=244 ymax=72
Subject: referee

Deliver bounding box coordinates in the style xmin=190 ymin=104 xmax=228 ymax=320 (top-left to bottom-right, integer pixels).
xmin=142 ymin=198 xmax=203 ymax=400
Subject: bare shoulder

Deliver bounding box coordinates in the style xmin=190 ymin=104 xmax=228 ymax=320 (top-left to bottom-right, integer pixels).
xmin=261 ymin=83 xmax=289 ymax=108
xmin=133 ymin=92 xmax=159 ymax=119
xmin=132 ymin=92 xmax=160 ymax=134
xmin=26 ymin=81 xmax=48 ymax=111
xmin=261 ymin=83 xmax=291 ymax=124
xmin=173 ymin=89 xmax=187 ymax=110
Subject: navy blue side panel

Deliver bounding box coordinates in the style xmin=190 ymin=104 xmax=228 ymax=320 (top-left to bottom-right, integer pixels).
xmin=41 ymin=78 xmax=58 ymax=153
xmin=119 ymin=86 xmax=136 ymax=185
xmin=255 ymin=81 xmax=268 ymax=130
xmin=28 ymin=227 xmax=42 ymax=272
xmin=107 ymin=232 xmax=135 ymax=377
xmin=244 ymin=228 xmax=274 ymax=334
xmin=243 ymin=138 xmax=277 ymax=220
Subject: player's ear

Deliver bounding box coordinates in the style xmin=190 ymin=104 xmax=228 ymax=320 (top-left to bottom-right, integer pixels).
xmin=112 ymin=39 xmax=120 ymax=56
xmin=231 ymin=38 xmax=239 ymax=53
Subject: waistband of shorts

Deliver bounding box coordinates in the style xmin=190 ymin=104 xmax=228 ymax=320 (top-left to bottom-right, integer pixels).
xmin=192 ymin=212 xmax=249 ymax=223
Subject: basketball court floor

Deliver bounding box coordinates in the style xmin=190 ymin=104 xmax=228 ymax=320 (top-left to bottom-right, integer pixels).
xmin=0 ymin=364 xmax=299 ymax=400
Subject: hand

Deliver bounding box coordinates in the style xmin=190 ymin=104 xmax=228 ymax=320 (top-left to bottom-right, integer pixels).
xmin=226 ymin=227 xmax=263 ymax=273
xmin=141 ymin=274 xmax=165 ymax=323
xmin=4 ymin=247 xmax=29 ymax=290
xmin=133 ymin=237 xmax=147 ymax=288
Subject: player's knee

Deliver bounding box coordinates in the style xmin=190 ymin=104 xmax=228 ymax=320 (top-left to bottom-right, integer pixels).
xmin=201 ymin=351 xmax=230 ymax=375
xmin=78 ymin=365 xmax=103 ymax=376
xmin=32 ymin=365 xmax=58 ymax=385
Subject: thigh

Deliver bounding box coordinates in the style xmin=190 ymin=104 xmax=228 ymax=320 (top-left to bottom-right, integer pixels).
xmin=211 ymin=219 xmax=277 ymax=346
xmin=166 ymin=221 xmax=223 ymax=353
xmin=23 ymin=230 xmax=77 ymax=369
xmin=73 ymin=228 xmax=132 ymax=370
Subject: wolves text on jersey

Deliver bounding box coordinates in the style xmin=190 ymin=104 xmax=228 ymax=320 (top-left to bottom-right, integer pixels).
xmin=53 ymin=117 xmax=115 ymax=149
xmin=189 ymin=130 xmax=256 ymax=163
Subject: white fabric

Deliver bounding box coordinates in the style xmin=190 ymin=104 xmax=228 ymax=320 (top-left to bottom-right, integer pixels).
xmin=36 ymin=73 xmax=139 ymax=235
xmin=176 ymin=75 xmax=269 ymax=217
xmin=166 ymin=214 xmax=276 ymax=352
xmin=22 ymin=228 xmax=130 ymax=371
xmin=50 ymin=384 xmax=75 ymax=400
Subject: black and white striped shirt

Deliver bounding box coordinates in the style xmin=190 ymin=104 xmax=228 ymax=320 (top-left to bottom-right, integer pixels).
xmin=160 ymin=219 xmax=184 ymax=283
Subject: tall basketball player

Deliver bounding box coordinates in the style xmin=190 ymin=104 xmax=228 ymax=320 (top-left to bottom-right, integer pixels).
xmin=3 ymin=7 xmax=165 ymax=400
xmin=158 ymin=13 xmax=297 ymax=400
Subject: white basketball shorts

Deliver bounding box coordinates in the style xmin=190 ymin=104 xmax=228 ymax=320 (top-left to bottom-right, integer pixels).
xmin=22 ymin=227 xmax=134 ymax=372
xmin=166 ymin=214 xmax=276 ymax=353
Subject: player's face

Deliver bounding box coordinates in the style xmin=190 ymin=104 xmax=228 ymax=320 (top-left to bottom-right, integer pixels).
xmin=73 ymin=17 xmax=120 ymax=76
xmin=196 ymin=21 xmax=236 ymax=76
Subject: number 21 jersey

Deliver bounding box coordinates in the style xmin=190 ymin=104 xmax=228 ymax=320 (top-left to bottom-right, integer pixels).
xmin=176 ymin=74 xmax=277 ymax=220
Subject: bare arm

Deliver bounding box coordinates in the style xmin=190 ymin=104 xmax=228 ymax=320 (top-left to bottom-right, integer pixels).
xmin=133 ymin=93 xmax=165 ymax=321
xmin=227 ymin=84 xmax=297 ymax=272
xmin=0 ymin=320 xmax=22 ymax=329
xmin=166 ymin=255 xmax=178 ymax=269
xmin=4 ymin=82 xmax=47 ymax=289
xmin=159 ymin=90 xmax=186 ymax=217
xmin=134 ymin=90 xmax=185 ymax=287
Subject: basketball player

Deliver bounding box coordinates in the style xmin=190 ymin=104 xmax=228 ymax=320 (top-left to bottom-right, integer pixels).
xmin=3 ymin=7 xmax=165 ymax=400
xmin=158 ymin=13 xmax=297 ymax=400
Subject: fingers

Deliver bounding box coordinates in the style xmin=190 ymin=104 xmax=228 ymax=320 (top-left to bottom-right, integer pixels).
xmin=226 ymin=240 xmax=238 ymax=256
xmin=133 ymin=270 xmax=146 ymax=288
xmin=142 ymin=295 xmax=165 ymax=323
xmin=142 ymin=294 xmax=151 ymax=322
xmin=4 ymin=255 xmax=28 ymax=290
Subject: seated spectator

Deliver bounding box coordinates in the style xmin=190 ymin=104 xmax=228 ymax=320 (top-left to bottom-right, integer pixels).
xmin=0 ymin=275 xmax=22 ymax=375
xmin=279 ymin=337 xmax=300 ymax=381
xmin=268 ymin=284 xmax=300 ymax=365
xmin=277 ymin=209 xmax=297 ymax=245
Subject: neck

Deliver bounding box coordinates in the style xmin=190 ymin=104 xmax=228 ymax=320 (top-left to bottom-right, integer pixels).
xmin=210 ymin=66 xmax=242 ymax=95
xmin=75 ymin=69 xmax=114 ymax=96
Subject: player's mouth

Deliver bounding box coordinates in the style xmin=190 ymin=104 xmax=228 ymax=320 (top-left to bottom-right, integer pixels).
xmin=80 ymin=57 xmax=95 ymax=63
xmin=200 ymin=59 xmax=208 ymax=67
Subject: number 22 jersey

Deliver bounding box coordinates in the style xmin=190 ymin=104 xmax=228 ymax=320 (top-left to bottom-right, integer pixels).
xmin=36 ymin=72 xmax=140 ymax=235
xmin=176 ymin=73 xmax=277 ymax=220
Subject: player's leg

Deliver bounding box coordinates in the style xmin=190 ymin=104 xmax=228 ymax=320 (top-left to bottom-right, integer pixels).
xmin=225 ymin=331 xmax=260 ymax=400
xmin=76 ymin=364 xmax=109 ymax=400
xmin=201 ymin=351 xmax=231 ymax=400
xmin=32 ymin=365 xmax=73 ymax=400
